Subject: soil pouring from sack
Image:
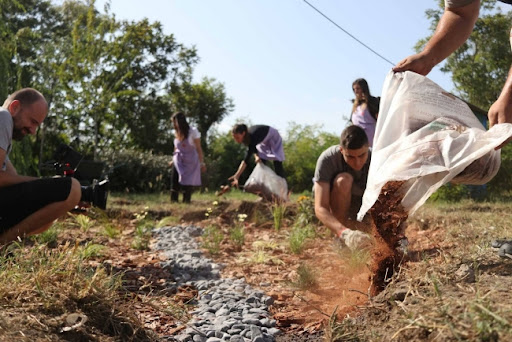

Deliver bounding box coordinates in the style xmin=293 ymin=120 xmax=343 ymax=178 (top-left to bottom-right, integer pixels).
xmin=368 ymin=181 xmax=408 ymax=294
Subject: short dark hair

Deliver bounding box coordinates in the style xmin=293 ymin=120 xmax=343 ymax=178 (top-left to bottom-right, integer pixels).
xmin=340 ymin=125 xmax=369 ymax=150
xmin=232 ymin=123 xmax=248 ymax=135
xmin=5 ymin=88 xmax=46 ymax=107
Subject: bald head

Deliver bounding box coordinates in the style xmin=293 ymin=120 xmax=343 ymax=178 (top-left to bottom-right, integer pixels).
xmin=3 ymin=88 xmax=47 ymax=109
xmin=3 ymin=88 xmax=48 ymax=141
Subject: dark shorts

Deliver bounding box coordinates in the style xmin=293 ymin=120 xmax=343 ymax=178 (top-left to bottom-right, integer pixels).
xmin=0 ymin=177 xmax=72 ymax=232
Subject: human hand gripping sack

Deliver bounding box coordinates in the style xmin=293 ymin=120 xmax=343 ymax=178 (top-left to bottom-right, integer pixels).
xmin=340 ymin=229 xmax=372 ymax=251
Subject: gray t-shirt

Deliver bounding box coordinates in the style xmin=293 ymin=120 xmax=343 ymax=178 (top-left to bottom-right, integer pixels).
xmin=445 ymin=0 xmax=476 ymax=8
xmin=0 ymin=108 xmax=13 ymax=171
xmin=313 ymin=145 xmax=371 ymax=192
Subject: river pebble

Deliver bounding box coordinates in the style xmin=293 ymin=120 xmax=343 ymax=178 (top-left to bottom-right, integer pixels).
xmin=154 ymin=225 xmax=280 ymax=342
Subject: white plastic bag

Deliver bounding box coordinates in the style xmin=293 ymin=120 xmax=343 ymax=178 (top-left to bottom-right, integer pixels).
xmin=357 ymin=71 xmax=512 ymax=220
xmin=244 ymin=162 xmax=288 ymax=202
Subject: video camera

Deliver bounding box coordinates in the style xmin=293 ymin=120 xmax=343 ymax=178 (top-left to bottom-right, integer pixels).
xmin=51 ymin=144 xmax=109 ymax=210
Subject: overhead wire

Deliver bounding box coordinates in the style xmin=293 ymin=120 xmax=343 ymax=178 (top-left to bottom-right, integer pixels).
xmin=302 ymin=0 xmax=395 ymax=67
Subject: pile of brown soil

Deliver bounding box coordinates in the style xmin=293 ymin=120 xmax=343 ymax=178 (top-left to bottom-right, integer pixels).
xmin=368 ymin=181 xmax=408 ymax=294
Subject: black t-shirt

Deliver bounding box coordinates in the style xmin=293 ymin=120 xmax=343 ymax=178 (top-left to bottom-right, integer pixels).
xmin=244 ymin=125 xmax=270 ymax=164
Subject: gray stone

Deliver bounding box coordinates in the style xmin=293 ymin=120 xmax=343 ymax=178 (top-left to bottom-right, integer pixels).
xmin=193 ymin=335 xmax=207 ymax=342
xmin=229 ymin=336 xmax=245 ymax=342
xmin=206 ymin=338 xmax=222 ymax=342
xmin=268 ymin=327 xmax=281 ymax=336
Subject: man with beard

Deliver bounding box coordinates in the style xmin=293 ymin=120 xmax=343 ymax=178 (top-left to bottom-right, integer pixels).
xmin=0 ymin=88 xmax=81 ymax=244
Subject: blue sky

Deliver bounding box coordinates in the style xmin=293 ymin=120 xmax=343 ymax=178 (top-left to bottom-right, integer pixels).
xmin=93 ymin=0 xmax=455 ymax=136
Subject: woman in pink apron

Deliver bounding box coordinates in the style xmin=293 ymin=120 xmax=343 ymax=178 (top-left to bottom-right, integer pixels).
xmin=169 ymin=112 xmax=206 ymax=203
xmin=351 ymin=78 xmax=380 ymax=147
xmin=228 ymin=123 xmax=285 ymax=188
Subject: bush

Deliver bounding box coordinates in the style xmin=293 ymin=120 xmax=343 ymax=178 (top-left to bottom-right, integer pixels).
xmin=102 ymin=148 xmax=172 ymax=193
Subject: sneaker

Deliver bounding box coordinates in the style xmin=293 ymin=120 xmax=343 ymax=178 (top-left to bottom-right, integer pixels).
xmin=491 ymin=239 xmax=512 ymax=249
xmin=498 ymin=243 xmax=512 ymax=259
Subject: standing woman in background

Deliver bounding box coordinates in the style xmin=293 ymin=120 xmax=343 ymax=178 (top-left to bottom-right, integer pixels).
xmin=169 ymin=112 xmax=206 ymax=203
xmin=351 ymin=78 xmax=380 ymax=147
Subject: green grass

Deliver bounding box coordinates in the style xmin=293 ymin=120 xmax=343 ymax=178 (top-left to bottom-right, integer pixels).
xmin=201 ymin=225 xmax=224 ymax=255
xmin=288 ymin=224 xmax=315 ymax=254
xmin=229 ymin=225 xmax=245 ymax=249
xmin=291 ymin=263 xmax=317 ymax=290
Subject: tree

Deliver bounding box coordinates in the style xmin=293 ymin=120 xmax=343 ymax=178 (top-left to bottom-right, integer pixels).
xmin=283 ymin=123 xmax=338 ymax=192
xmin=171 ymin=77 xmax=235 ymax=152
xmin=54 ymin=0 xmax=198 ymax=158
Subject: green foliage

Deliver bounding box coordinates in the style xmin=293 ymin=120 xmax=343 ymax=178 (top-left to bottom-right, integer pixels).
xmin=103 ymin=148 xmax=172 ymax=193
xmin=73 ymin=214 xmax=94 ymax=232
xmin=31 ymin=226 xmax=59 ymax=246
xmin=229 ymin=225 xmax=245 ymax=249
xmin=172 ymin=77 xmax=235 ymax=153
xmin=284 ymin=123 xmax=339 ymax=192
xmin=132 ymin=223 xmax=153 ymax=251
xmin=101 ymin=223 xmax=120 ymax=238
xmin=10 ymin=138 xmax=39 ymax=176
xmin=294 ymin=195 xmax=317 ymax=227
xmin=487 ymin=144 xmax=512 ymax=199
xmin=271 ymin=202 xmax=287 ymax=231
xmin=81 ymin=243 xmax=106 ymax=259
xmin=288 ymin=224 xmax=315 ymax=254
xmin=229 ymin=213 xmax=246 ymax=249
xmin=201 ymin=225 xmax=224 ymax=255
xmin=429 ymin=183 xmax=470 ymax=202
xmin=206 ymin=130 xmax=248 ymax=189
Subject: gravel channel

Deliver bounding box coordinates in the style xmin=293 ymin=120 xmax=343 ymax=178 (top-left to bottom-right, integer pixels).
xmin=154 ymin=225 xmax=281 ymax=342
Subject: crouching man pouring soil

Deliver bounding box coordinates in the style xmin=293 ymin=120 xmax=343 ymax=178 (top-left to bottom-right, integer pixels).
xmin=313 ymin=125 xmax=373 ymax=251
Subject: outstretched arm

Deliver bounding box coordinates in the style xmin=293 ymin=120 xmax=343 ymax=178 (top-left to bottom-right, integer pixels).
xmin=228 ymin=160 xmax=247 ymax=187
xmin=393 ymin=0 xmax=480 ymax=75
xmin=313 ymin=181 xmax=347 ymax=237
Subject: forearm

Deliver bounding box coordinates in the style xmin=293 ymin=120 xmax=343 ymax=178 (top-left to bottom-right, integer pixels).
xmin=233 ymin=161 xmax=247 ymax=179
xmin=423 ymin=2 xmax=479 ymax=65
xmin=0 ymin=171 xmax=37 ymax=187
xmin=315 ymin=206 xmax=347 ymax=237
xmin=498 ymin=65 xmax=512 ymax=103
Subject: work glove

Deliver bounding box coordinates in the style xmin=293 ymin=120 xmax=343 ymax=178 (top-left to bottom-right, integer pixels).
xmin=340 ymin=229 xmax=373 ymax=251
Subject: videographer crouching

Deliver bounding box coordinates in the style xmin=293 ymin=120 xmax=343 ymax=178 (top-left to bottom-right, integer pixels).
xmin=0 ymin=88 xmax=81 ymax=244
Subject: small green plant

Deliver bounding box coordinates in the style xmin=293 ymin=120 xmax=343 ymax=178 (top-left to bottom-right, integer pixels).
xmin=248 ymin=250 xmax=272 ymax=264
xmin=81 ymin=243 xmax=106 ymax=259
xmin=32 ymin=226 xmax=59 ymax=246
xmin=295 ymin=195 xmax=316 ymax=227
xmin=201 ymin=225 xmax=224 ymax=255
xmin=132 ymin=222 xmax=153 ymax=250
xmin=270 ymin=201 xmax=287 ymax=231
xmin=288 ymin=224 xmax=315 ymax=254
xmin=291 ymin=263 xmax=317 ymax=290
xmin=229 ymin=214 xmax=246 ymax=249
xmin=101 ymin=223 xmax=120 ymax=238
xmin=73 ymin=214 xmax=95 ymax=232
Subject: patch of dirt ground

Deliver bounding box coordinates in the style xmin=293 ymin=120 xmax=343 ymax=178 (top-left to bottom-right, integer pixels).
xmin=7 ymin=197 xmax=510 ymax=341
